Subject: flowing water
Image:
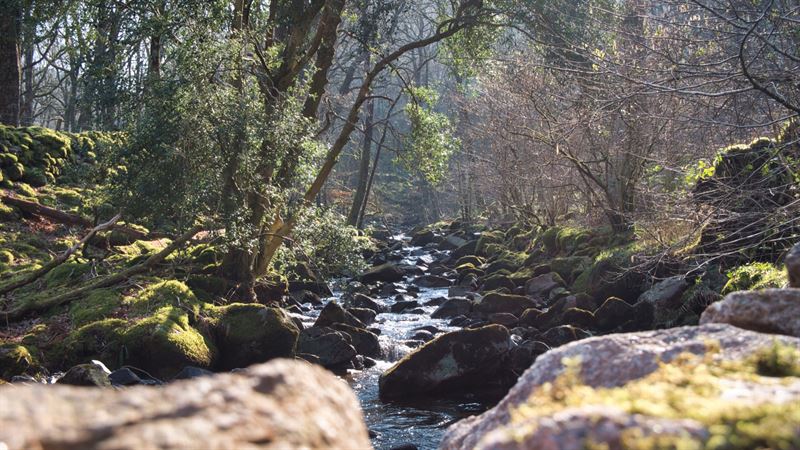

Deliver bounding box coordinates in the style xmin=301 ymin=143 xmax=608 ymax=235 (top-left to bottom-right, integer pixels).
xmin=301 ymin=237 xmax=502 ymax=450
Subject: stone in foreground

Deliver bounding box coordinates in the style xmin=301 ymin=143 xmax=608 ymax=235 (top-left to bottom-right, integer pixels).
xmin=700 ymin=288 xmax=800 ymax=338
xmin=0 ymin=359 xmax=371 ymax=450
xmin=379 ymin=324 xmax=511 ymax=399
xmin=440 ymin=324 xmax=800 ymax=450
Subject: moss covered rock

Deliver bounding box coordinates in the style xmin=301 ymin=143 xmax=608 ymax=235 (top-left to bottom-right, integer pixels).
xmin=210 ymin=303 xmax=299 ymax=370
xmin=122 ymin=307 xmax=216 ymax=379
xmin=441 ymin=324 xmax=800 ymax=450
xmin=0 ymin=343 xmax=38 ymax=380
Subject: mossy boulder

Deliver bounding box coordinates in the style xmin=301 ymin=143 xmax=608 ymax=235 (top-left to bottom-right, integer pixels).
xmin=58 ymin=319 xmax=127 ymax=369
xmin=441 ymin=324 xmax=800 ymax=450
xmin=122 ymin=307 xmax=216 ymax=378
xmin=0 ymin=343 xmax=38 ymax=380
xmin=475 ymin=231 xmax=505 ymax=257
xmin=571 ymin=247 xmax=647 ymax=303
xmin=209 ymin=303 xmax=299 ymax=370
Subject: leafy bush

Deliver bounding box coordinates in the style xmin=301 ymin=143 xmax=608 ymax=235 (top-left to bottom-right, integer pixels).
xmin=274 ymin=207 xmax=372 ymax=278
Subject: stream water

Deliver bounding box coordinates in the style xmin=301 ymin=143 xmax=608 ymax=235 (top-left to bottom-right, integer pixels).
xmin=300 ymin=236 xmax=502 ymax=450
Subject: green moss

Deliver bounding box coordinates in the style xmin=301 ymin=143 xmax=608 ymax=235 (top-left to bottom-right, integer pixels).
xmin=556 ymin=227 xmax=591 ymax=254
xmin=751 ymin=340 xmax=800 ymax=377
xmin=0 ymin=249 xmax=14 ymax=264
xmin=122 ymin=306 xmax=216 ymax=377
xmin=721 ymin=263 xmax=787 ymax=294
xmin=475 ymin=230 xmax=506 ymax=256
xmin=507 ymin=350 xmax=800 ymax=450
xmin=124 ymin=280 xmax=202 ymax=317
xmin=0 ymin=201 xmax=18 ymax=222
xmin=549 ymin=256 xmax=591 ymax=283
xmin=69 ymin=289 xmax=123 ymax=326
xmin=570 ymin=243 xmax=648 ymax=302
xmin=0 ymin=343 xmax=38 ymax=380
xmin=57 ymin=319 xmax=127 ymax=368
xmin=43 ymin=260 xmax=93 ymax=286
xmin=13 ymin=182 xmax=37 ymax=198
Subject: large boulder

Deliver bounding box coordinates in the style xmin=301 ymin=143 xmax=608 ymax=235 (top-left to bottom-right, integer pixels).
xmin=440 ymin=324 xmax=800 ymax=450
xmin=700 ymin=288 xmax=800 ymax=337
xmin=330 ymin=323 xmax=381 ymax=358
xmin=0 ymin=359 xmax=371 ymax=449
xmin=359 ymin=263 xmax=405 ymax=284
xmin=379 ymin=325 xmax=511 ymax=399
xmin=211 ymin=303 xmax=299 ymax=370
xmin=431 ymin=297 xmax=473 ymax=319
xmin=474 ymin=292 xmax=537 ymax=317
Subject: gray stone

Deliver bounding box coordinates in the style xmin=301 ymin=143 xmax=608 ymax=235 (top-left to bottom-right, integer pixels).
xmin=700 ymin=288 xmax=800 ymax=337
xmin=0 ymin=360 xmax=371 ymax=449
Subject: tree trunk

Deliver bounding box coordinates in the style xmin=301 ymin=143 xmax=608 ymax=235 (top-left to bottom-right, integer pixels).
xmin=0 ymin=1 xmax=21 ymax=126
xmin=347 ymin=81 xmax=374 ymax=226
xmin=20 ymin=39 xmax=33 ymax=126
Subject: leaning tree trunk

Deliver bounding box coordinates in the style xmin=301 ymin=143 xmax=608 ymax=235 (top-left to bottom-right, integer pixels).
xmin=0 ymin=2 xmax=21 ymax=126
xmin=347 ymin=93 xmax=374 ymax=226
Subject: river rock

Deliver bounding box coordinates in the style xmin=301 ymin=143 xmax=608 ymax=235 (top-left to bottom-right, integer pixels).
xmin=359 ymin=263 xmax=405 ymax=284
xmin=539 ymin=325 xmax=591 ymax=347
xmin=0 ymin=359 xmax=371 ymax=449
xmin=57 ymin=362 xmax=111 ymax=387
xmin=431 ymin=297 xmax=473 ymax=319
xmin=290 ymin=289 xmax=322 ymax=306
xmin=391 ymin=300 xmax=419 ymax=313
xmin=297 ymin=327 xmax=357 ymax=368
xmin=488 ymin=312 xmax=518 ymax=327
xmin=700 ymin=288 xmax=800 ymax=337
xmin=414 ymin=274 xmax=452 ymax=288
xmin=474 ymin=292 xmax=537 ymax=317
xmin=525 ymin=272 xmax=565 ymax=298
xmin=378 ymin=324 xmax=511 ymax=399
xmin=346 ymin=293 xmax=388 ymax=314
xmin=438 ymin=234 xmax=469 ymax=251
xmin=410 ymin=229 xmax=436 ymax=246
xmin=314 ymin=300 xmax=366 ymax=329
xmin=347 ymin=307 xmax=377 ymax=326
xmin=331 ymin=323 xmax=381 ymax=358
xmin=440 ymin=323 xmax=800 ymax=450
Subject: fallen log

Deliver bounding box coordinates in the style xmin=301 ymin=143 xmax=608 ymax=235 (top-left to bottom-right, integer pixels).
xmin=1 ymin=192 xmax=150 ymax=240
xmin=2 ymin=224 xmax=205 ymax=322
xmin=0 ymin=213 xmax=122 ymax=296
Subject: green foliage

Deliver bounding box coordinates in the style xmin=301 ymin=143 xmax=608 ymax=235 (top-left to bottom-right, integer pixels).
xmin=721 ymin=263 xmax=787 ymax=294
xmin=275 ymin=207 xmax=372 ymax=278
xmin=399 ymin=87 xmax=460 ymax=185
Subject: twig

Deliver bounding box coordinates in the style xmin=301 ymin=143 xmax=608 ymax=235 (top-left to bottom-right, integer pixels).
xmin=0 ymin=213 xmax=122 ymax=296
xmin=2 ymin=224 xmax=205 ymax=323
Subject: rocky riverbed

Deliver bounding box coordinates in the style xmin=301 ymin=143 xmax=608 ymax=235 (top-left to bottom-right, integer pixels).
xmin=2 ymin=224 xmax=800 ymax=450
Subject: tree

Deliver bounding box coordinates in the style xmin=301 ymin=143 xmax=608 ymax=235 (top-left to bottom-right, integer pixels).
xmin=0 ymin=0 xmax=22 ymax=126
